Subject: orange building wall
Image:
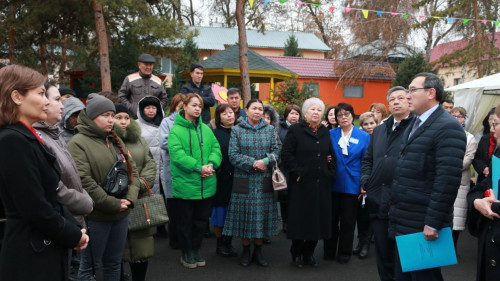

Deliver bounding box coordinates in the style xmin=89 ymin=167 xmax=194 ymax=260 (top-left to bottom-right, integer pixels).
xmin=260 ymin=78 xmax=392 ymax=115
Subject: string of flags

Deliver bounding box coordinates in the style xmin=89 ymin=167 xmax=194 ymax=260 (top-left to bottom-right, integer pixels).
xmin=247 ymin=0 xmax=500 ymax=27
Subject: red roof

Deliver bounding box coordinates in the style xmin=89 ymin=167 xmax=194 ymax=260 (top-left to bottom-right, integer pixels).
xmin=266 ymin=56 xmax=395 ymax=80
xmin=430 ymin=32 xmax=500 ymax=62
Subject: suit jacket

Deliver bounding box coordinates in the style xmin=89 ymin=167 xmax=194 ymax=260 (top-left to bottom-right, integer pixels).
xmin=330 ymin=126 xmax=370 ymax=195
xmin=389 ymin=105 xmax=466 ymax=237
xmin=0 ymin=123 xmax=82 ymax=281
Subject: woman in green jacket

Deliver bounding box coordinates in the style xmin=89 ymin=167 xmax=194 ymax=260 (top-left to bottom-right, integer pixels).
xmin=68 ymin=94 xmax=140 ymax=281
xmin=168 ymin=93 xmax=222 ymax=269
xmin=114 ymin=104 xmax=157 ymax=281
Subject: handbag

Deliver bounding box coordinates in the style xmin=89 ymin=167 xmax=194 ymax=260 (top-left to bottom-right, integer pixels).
xmin=102 ymin=144 xmax=129 ymax=199
xmin=270 ymin=154 xmax=287 ymax=191
xmin=128 ymin=177 xmax=169 ymax=231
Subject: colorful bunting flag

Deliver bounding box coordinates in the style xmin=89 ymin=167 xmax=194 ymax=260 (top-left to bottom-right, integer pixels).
xmin=313 ymin=3 xmax=320 ymax=7
xmin=403 ymin=13 xmax=409 ymax=19
xmin=249 ymin=0 xmax=254 ymax=8
xmin=345 ymin=7 xmax=352 ymax=13
xmin=419 ymin=15 xmax=425 ymax=18
xmin=447 ymin=18 xmax=454 ymax=24
xmin=279 ymin=0 xmax=287 ymax=3
xmin=329 ymin=6 xmax=335 ymax=12
xmin=433 ymin=16 xmax=440 ymax=19
xmin=463 ymin=19 xmax=469 ymax=24
xmin=376 ymin=11 xmax=383 ymax=15
xmin=391 ymin=12 xmax=399 ymax=16
xmin=362 ymin=9 xmax=368 ymax=18
xmin=482 ymin=19 xmax=488 ymax=24
xmin=296 ymin=1 xmax=304 ymax=5
xmin=496 ymin=21 xmax=500 ymax=27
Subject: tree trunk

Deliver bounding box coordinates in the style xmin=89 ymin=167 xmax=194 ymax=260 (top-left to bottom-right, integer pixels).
xmin=8 ymin=6 xmax=15 ymax=63
xmin=236 ymin=0 xmax=251 ymax=105
xmin=189 ymin=0 xmax=195 ymax=26
xmin=92 ymin=0 xmax=112 ymax=92
xmin=58 ymin=33 xmax=68 ymax=84
xmin=39 ymin=43 xmax=48 ymax=76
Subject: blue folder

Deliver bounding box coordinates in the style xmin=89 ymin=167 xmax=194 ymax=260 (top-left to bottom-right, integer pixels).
xmin=492 ymin=155 xmax=500 ymax=198
xmin=395 ymin=227 xmax=457 ymax=272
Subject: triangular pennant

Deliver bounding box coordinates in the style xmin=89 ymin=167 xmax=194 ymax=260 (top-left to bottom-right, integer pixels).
xmin=496 ymin=21 xmax=500 ymax=27
xmin=313 ymin=3 xmax=320 ymax=7
xmin=296 ymin=1 xmax=304 ymax=5
xmin=403 ymin=13 xmax=409 ymax=19
xmin=419 ymin=15 xmax=425 ymax=18
xmin=264 ymin=0 xmax=270 ymax=5
xmin=391 ymin=12 xmax=399 ymax=16
xmin=249 ymin=0 xmax=254 ymax=8
xmin=482 ymin=19 xmax=488 ymax=24
xmin=447 ymin=18 xmax=454 ymax=24
xmin=463 ymin=19 xmax=469 ymax=24
xmin=376 ymin=11 xmax=383 ymax=15
xmin=433 ymin=16 xmax=440 ymax=19
xmin=362 ymin=9 xmax=369 ymax=18
xmin=329 ymin=6 xmax=335 ymax=12
xmin=345 ymin=7 xmax=352 ymax=13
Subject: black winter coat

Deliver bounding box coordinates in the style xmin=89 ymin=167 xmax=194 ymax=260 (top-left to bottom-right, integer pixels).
xmin=361 ymin=115 xmax=414 ymax=220
xmin=0 ymin=123 xmax=82 ymax=281
xmin=388 ymin=106 xmax=466 ymax=237
xmin=212 ymin=126 xmax=234 ymax=206
xmin=180 ymin=81 xmax=216 ymax=124
xmin=473 ymin=133 xmax=493 ymax=184
xmin=282 ymin=121 xmax=336 ymax=240
xmin=467 ymin=148 xmax=500 ymax=281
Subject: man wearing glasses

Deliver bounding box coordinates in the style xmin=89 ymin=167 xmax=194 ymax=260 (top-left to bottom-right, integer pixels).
xmin=389 ymin=73 xmax=466 ymax=280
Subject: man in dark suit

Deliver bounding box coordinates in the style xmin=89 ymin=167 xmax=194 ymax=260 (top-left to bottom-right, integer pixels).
xmin=389 ymin=73 xmax=466 ymax=280
xmin=361 ymin=86 xmax=414 ymax=281
xmin=180 ymin=64 xmax=216 ymax=124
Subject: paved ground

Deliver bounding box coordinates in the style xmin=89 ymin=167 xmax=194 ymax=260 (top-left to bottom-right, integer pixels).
xmin=139 ymin=228 xmax=478 ymax=281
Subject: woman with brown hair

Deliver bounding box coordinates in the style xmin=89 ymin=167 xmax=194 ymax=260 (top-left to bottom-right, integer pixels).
xmin=68 ymin=93 xmax=140 ymax=281
xmin=369 ymin=103 xmax=389 ymax=124
xmin=0 ymin=65 xmax=88 ymax=281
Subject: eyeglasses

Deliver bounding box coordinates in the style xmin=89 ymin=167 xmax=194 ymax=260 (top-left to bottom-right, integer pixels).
xmin=452 ymin=115 xmax=464 ymax=119
xmin=493 ymin=122 xmax=500 ymax=128
xmin=337 ymin=112 xmax=351 ymax=118
xmin=408 ymin=87 xmax=431 ymax=94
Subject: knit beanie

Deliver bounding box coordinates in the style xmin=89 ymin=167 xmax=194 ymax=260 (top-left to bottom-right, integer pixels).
xmin=59 ymin=86 xmax=76 ymax=97
xmin=115 ymin=103 xmax=131 ymax=116
xmin=86 ymin=93 xmax=115 ymax=119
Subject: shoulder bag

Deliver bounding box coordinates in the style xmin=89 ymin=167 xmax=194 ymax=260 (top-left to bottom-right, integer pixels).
xmin=102 ymin=144 xmax=129 ymax=199
xmin=270 ymin=154 xmax=287 ymax=191
xmin=128 ymin=177 xmax=169 ymax=231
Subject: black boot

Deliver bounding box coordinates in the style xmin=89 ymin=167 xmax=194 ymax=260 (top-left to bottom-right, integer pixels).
xmin=241 ymin=245 xmax=251 ymax=267
xmin=353 ymin=240 xmax=363 ymax=255
xmin=129 ymin=261 xmax=148 ymax=281
xmin=359 ymin=242 xmax=370 ymax=259
xmin=224 ymin=236 xmax=238 ymax=257
xmin=216 ymin=237 xmax=231 ymax=257
xmin=252 ymin=245 xmax=269 ymax=267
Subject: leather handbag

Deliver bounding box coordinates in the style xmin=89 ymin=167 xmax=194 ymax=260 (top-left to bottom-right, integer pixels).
xmin=128 ymin=177 xmax=169 ymax=231
xmin=102 ymin=145 xmax=129 ymax=199
xmin=270 ymin=154 xmax=287 ymax=191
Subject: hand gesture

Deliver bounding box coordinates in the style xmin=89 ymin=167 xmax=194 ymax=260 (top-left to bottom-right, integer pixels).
xmin=120 ymin=199 xmax=131 ymax=212
xmin=74 ymin=229 xmax=89 ymax=250
xmin=474 ymin=197 xmax=500 ymax=220
xmin=253 ymin=160 xmax=267 ymax=172
xmin=201 ymin=165 xmax=214 ymax=178
xmin=423 ymin=225 xmax=438 ymax=241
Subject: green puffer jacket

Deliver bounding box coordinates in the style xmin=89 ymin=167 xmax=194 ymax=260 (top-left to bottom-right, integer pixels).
xmin=168 ymin=111 xmax=222 ymax=200
xmin=68 ymin=109 xmax=140 ymax=222
xmin=115 ymin=119 xmax=157 ymax=262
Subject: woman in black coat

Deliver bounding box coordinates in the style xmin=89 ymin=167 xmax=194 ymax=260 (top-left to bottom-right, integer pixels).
xmin=211 ymin=104 xmax=237 ymax=257
xmin=0 ymin=65 xmax=88 ymax=281
xmin=467 ymin=104 xmax=500 ymax=281
xmin=282 ymin=98 xmax=336 ymax=268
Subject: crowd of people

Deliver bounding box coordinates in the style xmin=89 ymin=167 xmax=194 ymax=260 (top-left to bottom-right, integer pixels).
xmin=0 ymin=56 xmax=499 ymax=281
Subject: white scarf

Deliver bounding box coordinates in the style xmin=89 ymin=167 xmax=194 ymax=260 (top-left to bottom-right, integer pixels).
xmin=338 ymin=126 xmax=353 ymax=156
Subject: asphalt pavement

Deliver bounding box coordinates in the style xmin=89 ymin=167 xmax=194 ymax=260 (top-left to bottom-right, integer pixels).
xmin=140 ymin=227 xmax=478 ymax=281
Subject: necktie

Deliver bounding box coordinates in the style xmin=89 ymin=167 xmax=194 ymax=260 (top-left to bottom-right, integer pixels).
xmin=408 ymin=118 xmax=421 ymax=139
xmin=392 ymin=121 xmax=400 ymax=131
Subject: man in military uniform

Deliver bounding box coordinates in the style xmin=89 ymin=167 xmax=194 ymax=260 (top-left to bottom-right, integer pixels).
xmin=119 ymin=53 xmax=168 ymax=119
xmin=180 ymin=64 xmax=215 ymax=124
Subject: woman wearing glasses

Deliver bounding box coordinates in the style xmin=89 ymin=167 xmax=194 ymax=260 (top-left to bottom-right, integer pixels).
xmin=323 ymin=102 xmax=370 ymax=264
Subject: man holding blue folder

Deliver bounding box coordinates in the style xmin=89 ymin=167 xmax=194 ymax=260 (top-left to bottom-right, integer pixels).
xmin=389 ymin=73 xmax=466 ymax=280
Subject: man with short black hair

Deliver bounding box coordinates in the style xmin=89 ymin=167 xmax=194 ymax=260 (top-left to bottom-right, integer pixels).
xmin=180 ymin=64 xmax=216 ymax=124
xmin=226 ymin=88 xmax=246 ymax=121
xmin=361 ymin=86 xmax=413 ymax=281
xmin=118 ymin=53 xmax=168 ymax=119
xmin=440 ymin=99 xmax=454 ymax=113
xmin=389 ymin=73 xmax=466 ymax=280
xmin=59 ymin=85 xmax=77 ymax=103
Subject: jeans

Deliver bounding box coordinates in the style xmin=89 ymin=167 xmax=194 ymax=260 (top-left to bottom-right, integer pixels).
xmin=77 ymin=216 xmax=129 ymax=281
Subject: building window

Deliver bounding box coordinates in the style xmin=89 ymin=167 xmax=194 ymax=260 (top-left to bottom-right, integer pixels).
xmin=454 ymin=78 xmax=461 ymax=85
xmin=303 ymin=82 xmax=319 ymax=96
xmin=343 ymin=84 xmax=364 ymax=98
xmin=161 ymin=58 xmax=174 ymax=74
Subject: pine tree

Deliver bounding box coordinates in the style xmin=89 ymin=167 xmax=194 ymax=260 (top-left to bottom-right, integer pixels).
xmin=270 ymin=78 xmax=314 ymax=116
xmin=393 ymin=54 xmax=431 ymax=88
xmin=284 ymin=34 xmax=302 ymax=57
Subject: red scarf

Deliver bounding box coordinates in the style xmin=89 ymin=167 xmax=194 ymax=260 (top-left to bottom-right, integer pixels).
xmin=489 ymin=131 xmax=496 ymax=159
xmin=19 ymin=121 xmax=44 ymax=145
